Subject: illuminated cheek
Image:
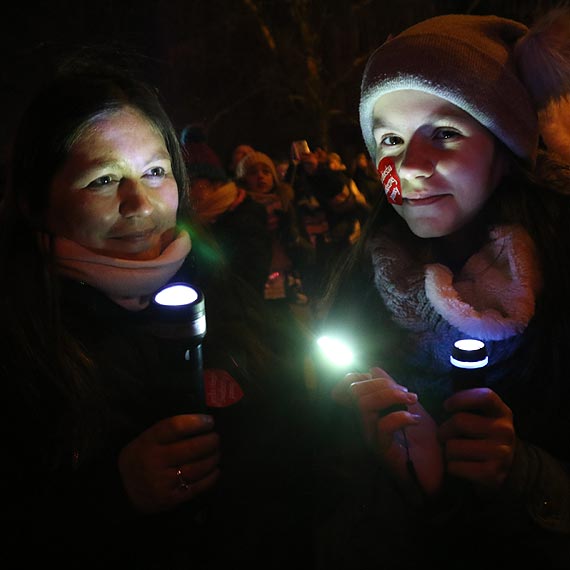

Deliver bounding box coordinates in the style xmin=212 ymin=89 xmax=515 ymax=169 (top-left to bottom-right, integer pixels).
xmin=158 ymin=186 xmax=180 ymax=219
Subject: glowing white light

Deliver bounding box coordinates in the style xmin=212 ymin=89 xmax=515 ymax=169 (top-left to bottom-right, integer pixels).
xmin=455 ymin=339 xmax=484 ymax=351
xmin=450 ymin=338 xmax=488 ymax=369
xmin=450 ymin=355 xmax=488 ymax=369
xmin=154 ymin=284 xmax=198 ymax=307
xmin=317 ymin=335 xmax=355 ymax=367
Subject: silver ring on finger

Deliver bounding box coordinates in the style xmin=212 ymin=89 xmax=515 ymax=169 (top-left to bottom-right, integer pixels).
xmin=176 ymin=467 xmax=191 ymax=491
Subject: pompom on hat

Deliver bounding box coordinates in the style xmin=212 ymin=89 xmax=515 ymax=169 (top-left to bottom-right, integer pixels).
xmin=180 ymin=124 xmax=228 ymax=181
xmin=359 ymin=8 xmax=570 ymax=166
xmin=235 ymin=151 xmax=279 ymax=182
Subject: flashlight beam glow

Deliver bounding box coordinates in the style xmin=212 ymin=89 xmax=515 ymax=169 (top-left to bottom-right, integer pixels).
xmin=316 ymin=335 xmax=355 ymax=367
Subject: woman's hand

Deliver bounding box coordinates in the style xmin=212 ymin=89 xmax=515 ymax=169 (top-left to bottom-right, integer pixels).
xmin=439 ymin=387 xmax=516 ymax=489
xmin=118 ymin=414 xmax=220 ymax=513
xmin=334 ymin=367 xmax=444 ymax=496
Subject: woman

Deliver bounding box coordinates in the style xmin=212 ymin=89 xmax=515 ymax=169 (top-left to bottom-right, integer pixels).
xmin=1 ymin=55 xmax=313 ymax=569
xmin=315 ymin=9 xmax=570 ymax=569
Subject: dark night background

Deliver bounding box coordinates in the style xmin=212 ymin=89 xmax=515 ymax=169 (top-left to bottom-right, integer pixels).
xmin=0 ymin=0 xmax=563 ymax=170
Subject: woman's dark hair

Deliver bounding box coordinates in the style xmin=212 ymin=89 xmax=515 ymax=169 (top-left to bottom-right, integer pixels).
xmin=8 ymin=59 xmax=189 ymax=223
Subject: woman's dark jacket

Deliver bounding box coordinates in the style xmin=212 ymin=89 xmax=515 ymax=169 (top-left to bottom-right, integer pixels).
xmin=4 ymin=258 xmax=315 ymax=569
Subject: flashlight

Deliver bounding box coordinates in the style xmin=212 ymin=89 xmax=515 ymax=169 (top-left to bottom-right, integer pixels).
xmin=151 ymin=282 xmax=207 ymax=414
xmin=316 ymin=334 xmax=405 ymax=415
xmin=450 ymin=338 xmax=488 ymax=392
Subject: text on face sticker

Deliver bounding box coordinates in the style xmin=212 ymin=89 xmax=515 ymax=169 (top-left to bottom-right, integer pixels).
xmin=378 ymin=157 xmax=402 ymax=205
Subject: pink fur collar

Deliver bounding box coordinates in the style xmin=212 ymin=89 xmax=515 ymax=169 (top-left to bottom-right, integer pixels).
xmin=424 ymin=225 xmax=542 ymax=340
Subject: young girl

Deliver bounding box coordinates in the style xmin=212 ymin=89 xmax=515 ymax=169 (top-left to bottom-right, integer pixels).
xmin=316 ymin=9 xmax=570 ymax=569
xmin=237 ymin=150 xmax=311 ymax=306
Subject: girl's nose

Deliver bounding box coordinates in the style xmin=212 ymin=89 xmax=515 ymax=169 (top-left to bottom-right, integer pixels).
xmin=398 ymin=135 xmax=435 ymax=182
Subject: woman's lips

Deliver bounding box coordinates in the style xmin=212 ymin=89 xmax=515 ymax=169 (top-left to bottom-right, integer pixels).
xmin=112 ymin=228 xmax=156 ymax=241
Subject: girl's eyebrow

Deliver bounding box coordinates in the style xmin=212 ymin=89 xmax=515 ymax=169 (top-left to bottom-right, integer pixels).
xmin=373 ymin=111 xmax=469 ymax=131
xmin=372 ymin=116 xmax=390 ymax=130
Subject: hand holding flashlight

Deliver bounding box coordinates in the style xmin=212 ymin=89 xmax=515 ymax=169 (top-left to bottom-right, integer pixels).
xmin=439 ymin=387 xmax=516 ymax=488
xmin=318 ymin=332 xmax=444 ymax=496
xmin=118 ymin=413 xmax=220 ymax=512
xmin=347 ymin=367 xmax=444 ymax=496
xmin=440 ymin=339 xmax=516 ymax=488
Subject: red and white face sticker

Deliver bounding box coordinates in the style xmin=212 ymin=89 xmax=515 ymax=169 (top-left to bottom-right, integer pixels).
xmin=377 ymin=157 xmax=402 ymax=205
xmin=204 ymin=369 xmax=244 ymax=407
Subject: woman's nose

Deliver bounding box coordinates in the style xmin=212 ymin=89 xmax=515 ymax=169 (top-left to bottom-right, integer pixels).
xmin=119 ymin=180 xmax=154 ymax=218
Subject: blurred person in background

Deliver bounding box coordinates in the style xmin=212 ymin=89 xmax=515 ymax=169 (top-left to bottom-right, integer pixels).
xmin=181 ymin=125 xmax=270 ymax=297
xmin=227 ymin=142 xmax=254 ymax=180
xmin=350 ymin=150 xmax=383 ymax=206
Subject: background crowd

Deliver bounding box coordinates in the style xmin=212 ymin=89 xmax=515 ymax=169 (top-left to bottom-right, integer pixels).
xmin=177 ymin=126 xmax=381 ymax=393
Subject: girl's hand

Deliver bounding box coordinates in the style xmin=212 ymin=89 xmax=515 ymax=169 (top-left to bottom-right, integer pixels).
xmin=439 ymin=387 xmax=516 ymax=489
xmin=336 ymin=367 xmax=444 ymax=496
xmin=118 ymin=414 xmax=220 ymax=513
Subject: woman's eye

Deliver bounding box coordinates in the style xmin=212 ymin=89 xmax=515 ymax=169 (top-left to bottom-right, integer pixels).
xmin=146 ymin=166 xmax=166 ymax=178
xmin=86 ymin=175 xmax=115 ymax=189
xmin=380 ymin=134 xmax=403 ymax=147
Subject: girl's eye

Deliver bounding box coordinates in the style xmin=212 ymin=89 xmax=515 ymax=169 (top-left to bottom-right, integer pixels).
xmin=434 ymin=128 xmax=461 ymax=140
xmin=380 ymin=134 xmax=403 ymax=147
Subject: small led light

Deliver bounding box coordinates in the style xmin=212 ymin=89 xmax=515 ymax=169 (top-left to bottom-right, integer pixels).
xmin=317 ymin=335 xmax=355 ymax=367
xmin=450 ymin=338 xmax=488 ymax=370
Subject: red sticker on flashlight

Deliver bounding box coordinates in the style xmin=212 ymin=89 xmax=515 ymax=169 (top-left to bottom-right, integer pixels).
xmin=378 ymin=157 xmax=402 ymax=205
xmin=204 ymin=369 xmax=244 ymax=407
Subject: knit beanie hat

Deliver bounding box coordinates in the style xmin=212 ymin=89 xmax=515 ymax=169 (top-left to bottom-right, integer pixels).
xmin=235 ymin=151 xmax=279 ymax=182
xmin=360 ymin=9 xmax=570 ymax=166
xmin=181 ymin=124 xmax=228 ymax=181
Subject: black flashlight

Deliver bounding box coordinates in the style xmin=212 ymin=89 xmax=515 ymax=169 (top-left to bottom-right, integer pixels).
xmin=450 ymin=338 xmax=488 ymax=392
xmin=151 ymin=282 xmax=207 ymax=414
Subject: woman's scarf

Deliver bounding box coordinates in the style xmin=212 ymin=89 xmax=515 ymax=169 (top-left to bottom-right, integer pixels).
xmin=49 ymin=230 xmax=192 ymax=311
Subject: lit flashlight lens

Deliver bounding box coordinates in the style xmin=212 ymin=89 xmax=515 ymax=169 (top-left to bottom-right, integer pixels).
xmin=317 ymin=335 xmax=355 ymax=367
xmin=450 ymin=339 xmax=488 ymax=369
xmin=154 ymin=284 xmax=198 ymax=307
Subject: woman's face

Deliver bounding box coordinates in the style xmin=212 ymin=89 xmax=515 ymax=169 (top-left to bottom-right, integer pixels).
xmin=372 ymin=90 xmax=507 ymax=238
xmin=45 ymin=107 xmax=179 ymax=260
xmin=244 ymin=162 xmax=274 ymax=193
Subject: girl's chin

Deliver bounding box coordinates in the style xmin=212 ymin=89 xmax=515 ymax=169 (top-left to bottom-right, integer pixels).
xmin=406 ymin=222 xmax=451 ymax=239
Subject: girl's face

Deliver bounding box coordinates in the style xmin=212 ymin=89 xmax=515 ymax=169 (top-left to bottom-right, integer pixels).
xmin=372 ymin=90 xmax=507 ymax=238
xmin=244 ymin=162 xmax=275 ymax=194
xmin=45 ymin=107 xmax=179 ymax=260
